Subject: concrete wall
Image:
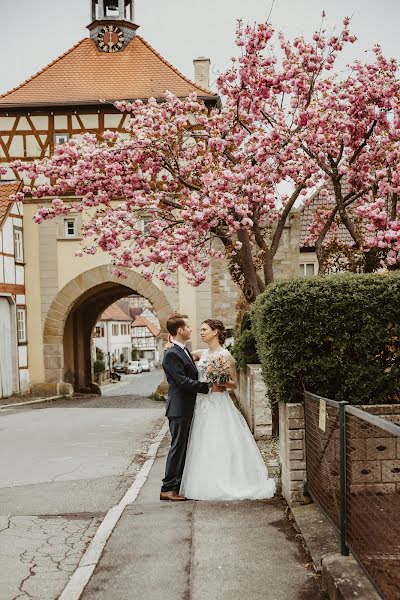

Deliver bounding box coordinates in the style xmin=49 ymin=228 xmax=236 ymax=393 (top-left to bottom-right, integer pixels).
xmin=235 ymin=365 xmax=272 ymax=440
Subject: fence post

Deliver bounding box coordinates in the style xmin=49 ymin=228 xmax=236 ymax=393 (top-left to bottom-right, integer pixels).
xmin=339 ymin=401 xmax=349 ymax=556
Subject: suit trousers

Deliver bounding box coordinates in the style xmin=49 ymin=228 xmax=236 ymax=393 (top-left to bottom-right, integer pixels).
xmin=161 ymin=416 xmax=192 ymax=492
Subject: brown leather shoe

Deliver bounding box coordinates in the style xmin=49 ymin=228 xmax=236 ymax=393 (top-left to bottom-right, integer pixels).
xmin=160 ymin=490 xmax=187 ymax=501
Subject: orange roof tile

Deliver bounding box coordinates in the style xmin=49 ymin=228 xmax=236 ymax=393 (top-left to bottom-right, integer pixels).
xmin=100 ymin=304 xmax=132 ymax=322
xmin=0 ymin=182 xmax=21 ymax=227
xmin=0 ymin=36 xmax=216 ymax=107
xmin=132 ymin=315 xmax=161 ymax=337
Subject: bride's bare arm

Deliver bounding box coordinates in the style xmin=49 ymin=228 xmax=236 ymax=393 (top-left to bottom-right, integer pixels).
xmin=225 ymin=355 xmax=237 ymax=390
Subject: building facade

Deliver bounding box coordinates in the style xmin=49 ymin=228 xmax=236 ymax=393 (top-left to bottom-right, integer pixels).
xmin=94 ymin=303 xmax=133 ymax=368
xmin=0 ymin=182 xmax=29 ymax=397
xmin=131 ymin=314 xmax=162 ymax=363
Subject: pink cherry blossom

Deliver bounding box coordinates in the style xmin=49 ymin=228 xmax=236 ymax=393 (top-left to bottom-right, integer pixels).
xmin=9 ymin=15 xmax=400 ymax=300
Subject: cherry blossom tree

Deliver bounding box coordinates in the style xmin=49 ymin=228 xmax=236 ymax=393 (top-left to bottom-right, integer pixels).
xmin=302 ymin=38 xmax=400 ymax=273
xmin=10 ymin=15 xmax=400 ymax=302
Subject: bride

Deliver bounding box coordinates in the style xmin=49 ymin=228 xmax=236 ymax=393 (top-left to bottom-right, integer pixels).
xmin=180 ymin=319 xmax=276 ymax=501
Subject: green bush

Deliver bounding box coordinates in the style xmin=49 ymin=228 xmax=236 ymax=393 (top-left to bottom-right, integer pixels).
xmin=231 ymin=312 xmax=260 ymax=371
xmin=252 ymin=273 xmax=400 ymax=405
xmin=94 ymin=360 xmax=106 ymax=374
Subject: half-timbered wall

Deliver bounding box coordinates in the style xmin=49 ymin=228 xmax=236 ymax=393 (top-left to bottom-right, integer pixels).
xmin=0 ymin=108 xmax=131 ymax=183
xmin=0 ymin=200 xmax=29 ymax=394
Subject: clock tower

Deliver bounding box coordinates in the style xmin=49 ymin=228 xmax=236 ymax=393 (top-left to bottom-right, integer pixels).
xmin=88 ymin=0 xmax=139 ymax=53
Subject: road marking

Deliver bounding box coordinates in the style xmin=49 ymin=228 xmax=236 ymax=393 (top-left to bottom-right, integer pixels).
xmin=58 ymin=419 xmax=168 ymax=600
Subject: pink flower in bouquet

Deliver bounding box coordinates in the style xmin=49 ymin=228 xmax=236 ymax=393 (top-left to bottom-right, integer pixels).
xmin=205 ymin=355 xmax=231 ymax=385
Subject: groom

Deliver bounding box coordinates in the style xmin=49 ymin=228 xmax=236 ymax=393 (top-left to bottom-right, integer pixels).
xmin=160 ymin=312 xmax=222 ymax=501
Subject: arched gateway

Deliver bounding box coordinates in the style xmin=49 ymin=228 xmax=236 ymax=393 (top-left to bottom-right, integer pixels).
xmin=42 ymin=265 xmax=173 ymax=392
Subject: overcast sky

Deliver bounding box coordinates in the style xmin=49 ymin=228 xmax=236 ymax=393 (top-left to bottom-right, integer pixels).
xmin=1 ymin=0 xmax=399 ymax=95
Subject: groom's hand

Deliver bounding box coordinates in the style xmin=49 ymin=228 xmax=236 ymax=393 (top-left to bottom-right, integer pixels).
xmin=212 ymin=383 xmax=226 ymax=392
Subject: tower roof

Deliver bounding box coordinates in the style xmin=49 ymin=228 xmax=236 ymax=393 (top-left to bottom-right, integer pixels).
xmin=0 ymin=36 xmax=216 ymax=108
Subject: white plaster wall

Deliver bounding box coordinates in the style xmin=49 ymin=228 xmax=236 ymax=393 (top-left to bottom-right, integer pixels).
xmin=16 ymin=117 xmax=30 ymax=131
xmin=30 ymin=116 xmax=48 ymax=129
xmin=19 ymin=369 xmax=30 ymax=392
xmin=15 ymin=265 xmax=24 ymax=285
xmin=0 ymin=117 xmax=16 ymax=130
xmin=55 ymin=116 xmax=68 ymax=129
xmin=18 ymin=345 xmax=28 ymax=368
xmin=9 ymin=136 xmax=24 ymax=158
xmin=4 ymin=256 xmax=15 ymax=284
xmin=26 ymin=135 xmax=42 ymax=158
xmin=3 ymin=219 xmax=13 ymax=254
xmin=104 ymin=114 xmax=123 ymax=128
xmin=80 ymin=115 xmax=99 ymax=129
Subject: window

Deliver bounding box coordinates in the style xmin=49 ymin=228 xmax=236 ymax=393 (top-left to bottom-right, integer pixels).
xmin=133 ymin=326 xmax=147 ymax=338
xmin=95 ymin=325 xmax=105 ymax=338
xmin=14 ymin=227 xmax=24 ymax=262
xmin=64 ymin=218 xmax=77 ymax=238
xmin=120 ymin=323 xmax=129 ymax=336
xmin=55 ymin=133 xmax=69 ymax=146
xmin=112 ymin=324 xmax=119 ymax=336
xmin=17 ymin=308 xmax=27 ymax=343
xmin=299 ymin=262 xmax=317 ymax=277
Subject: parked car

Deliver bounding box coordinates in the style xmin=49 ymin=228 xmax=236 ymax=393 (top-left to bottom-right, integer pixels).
xmin=113 ymin=362 xmax=126 ymax=374
xmin=127 ymin=360 xmax=142 ymax=374
xmin=139 ymin=358 xmax=151 ymax=372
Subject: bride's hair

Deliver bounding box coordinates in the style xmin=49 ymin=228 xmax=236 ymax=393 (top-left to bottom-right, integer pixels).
xmin=203 ymin=319 xmax=228 ymax=345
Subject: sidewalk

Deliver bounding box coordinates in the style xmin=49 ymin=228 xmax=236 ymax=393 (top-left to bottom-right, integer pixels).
xmin=79 ymin=434 xmax=325 ymax=600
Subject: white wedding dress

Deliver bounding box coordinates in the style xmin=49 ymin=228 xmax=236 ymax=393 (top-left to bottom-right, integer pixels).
xmin=180 ymin=349 xmax=276 ymax=501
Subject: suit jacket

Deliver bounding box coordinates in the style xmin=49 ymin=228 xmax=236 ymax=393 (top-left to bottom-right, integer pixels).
xmin=162 ymin=344 xmax=209 ymax=417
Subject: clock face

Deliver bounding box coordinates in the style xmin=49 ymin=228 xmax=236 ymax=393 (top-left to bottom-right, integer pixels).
xmin=97 ymin=25 xmax=125 ymax=53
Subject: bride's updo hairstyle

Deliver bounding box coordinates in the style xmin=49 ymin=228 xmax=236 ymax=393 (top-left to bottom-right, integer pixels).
xmin=203 ymin=319 xmax=228 ymax=345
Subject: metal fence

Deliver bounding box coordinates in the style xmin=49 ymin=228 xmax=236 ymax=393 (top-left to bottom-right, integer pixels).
xmin=304 ymin=392 xmax=400 ymax=600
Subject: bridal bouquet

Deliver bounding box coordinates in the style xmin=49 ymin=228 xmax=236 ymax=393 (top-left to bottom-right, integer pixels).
xmin=206 ymin=355 xmax=231 ymax=386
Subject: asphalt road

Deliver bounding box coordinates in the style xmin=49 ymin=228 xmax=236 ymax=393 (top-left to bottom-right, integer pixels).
xmin=0 ymin=374 xmax=166 ymax=600
xmin=101 ymin=368 xmax=164 ymax=397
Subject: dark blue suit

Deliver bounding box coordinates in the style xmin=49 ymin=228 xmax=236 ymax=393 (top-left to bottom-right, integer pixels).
xmin=161 ymin=343 xmax=209 ymax=492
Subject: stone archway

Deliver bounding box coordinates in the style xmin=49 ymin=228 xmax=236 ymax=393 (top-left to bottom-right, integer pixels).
xmin=42 ymin=265 xmax=174 ymax=391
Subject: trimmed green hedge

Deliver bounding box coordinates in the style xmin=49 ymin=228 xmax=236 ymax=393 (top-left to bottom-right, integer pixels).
xmin=231 ymin=313 xmax=260 ymax=371
xmin=252 ymin=273 xmax=400 ymax=405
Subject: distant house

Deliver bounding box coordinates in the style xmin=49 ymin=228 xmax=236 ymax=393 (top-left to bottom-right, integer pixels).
xmin=94 ymin=304 xmax=132 ymax=367
xmin=0 ymin=182 xmax=29 ymax=397
xmin=131 ymin=315 xmax=162 ymax=363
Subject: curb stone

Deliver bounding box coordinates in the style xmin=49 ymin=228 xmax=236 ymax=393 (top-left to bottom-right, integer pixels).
xmin=290 ymin=503 xmax=381 ymax=600
xmin=321 ymin=554 xmax=381 ymax=600
xmin=0 ymin=395 xmax=71 ymax=410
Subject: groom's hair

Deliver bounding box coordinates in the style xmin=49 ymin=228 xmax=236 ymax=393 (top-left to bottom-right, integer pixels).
xmin=166 ymin=312 xmax=189 ymax=336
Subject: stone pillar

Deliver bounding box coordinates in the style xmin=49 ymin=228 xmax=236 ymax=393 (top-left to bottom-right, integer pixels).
xmin=279 ymin=402 xmax=311 ymax=506
xmin=249 ymin=365 xmax=272 ymax=439
xmin=235 ymin=365 xmax=272 ymax=439
xmin=193 ymin=58 xmax=211 ymax=89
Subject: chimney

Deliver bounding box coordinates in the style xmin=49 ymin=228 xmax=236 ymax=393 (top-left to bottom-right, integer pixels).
xmin=193 ymin=57 xmax=211 ymax=89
